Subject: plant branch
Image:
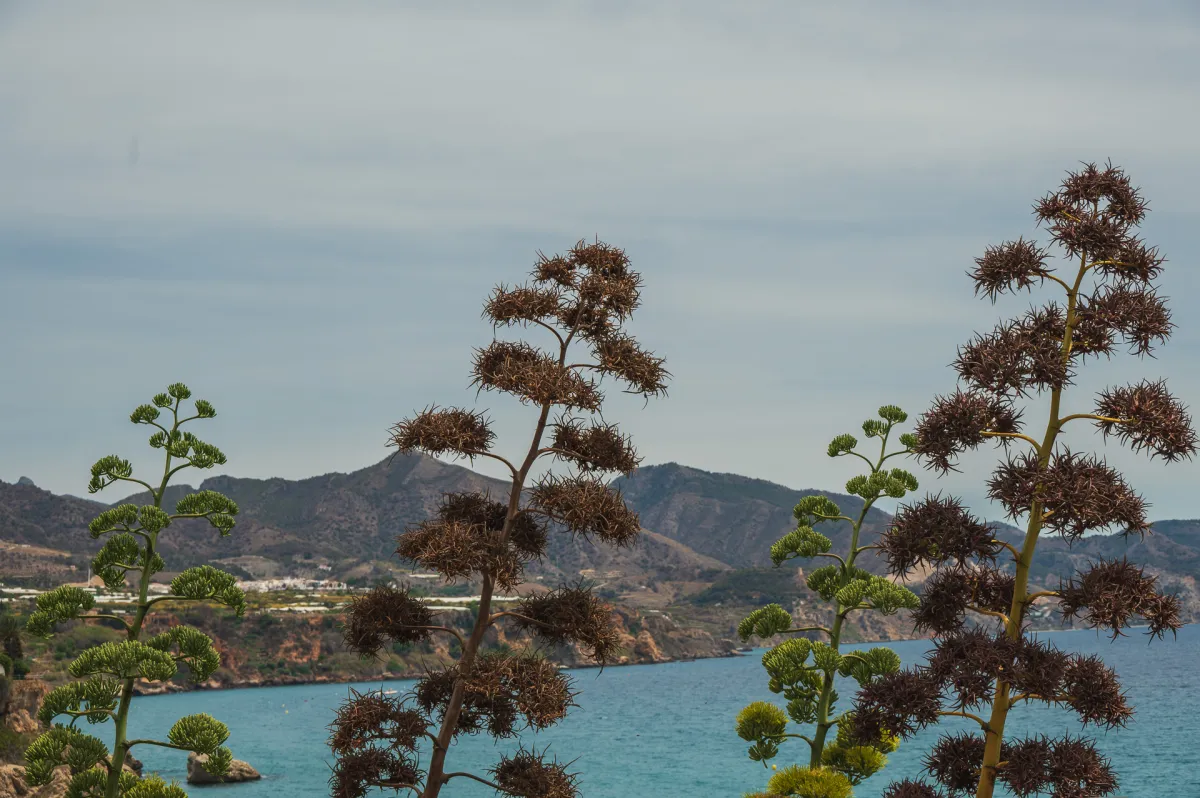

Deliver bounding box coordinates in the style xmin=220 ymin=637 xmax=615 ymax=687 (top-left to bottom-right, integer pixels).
xmin=442 ymin=772 xmax=505 ymax=790
xmin=980 ymin=430 xmax=1042 ymax=449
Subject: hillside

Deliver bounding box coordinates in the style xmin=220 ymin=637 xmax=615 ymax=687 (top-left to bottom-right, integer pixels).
xmin=3 ymin=458 xmax=1200 ymax=632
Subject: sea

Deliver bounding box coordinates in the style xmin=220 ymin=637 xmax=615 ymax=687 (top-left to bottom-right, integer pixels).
xmin=122 ymin=625 xmax=1200 ymax=798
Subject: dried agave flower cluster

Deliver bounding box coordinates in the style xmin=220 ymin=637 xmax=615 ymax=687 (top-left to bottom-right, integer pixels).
xmin=848 ymin=162 xmax=1196 ymax=798
xmin=327 ymin=240 xmax=668 ymax=798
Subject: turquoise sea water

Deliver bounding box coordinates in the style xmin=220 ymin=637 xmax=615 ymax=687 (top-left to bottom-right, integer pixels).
xmin=123 ymin=625 xmax=1200 ymax=797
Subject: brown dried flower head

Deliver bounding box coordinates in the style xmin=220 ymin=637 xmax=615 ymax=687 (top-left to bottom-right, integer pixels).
xmin=1095 ymin=379 xmax=1198 ymax=462
xmin=923 ymin=732 xmax=986 ymax=793
xmin=388 ymin=405 xmax=495 ymax=461
xmin=954 ymin=305 xmax=1072 ymax=398
xmin=549 ymin=415 xmax=642 ymax=474
xmin=1062 ymin=654 xmax=1133 ymax=730
xmin=851 ymin=670 xmax=942 ymax=742
xmin=912 ymin=567 xmax=1013 ymax=638
xmin=528 ymin=474 xmax=641 ymax=547
xmin=1078 ymin=283 xmax=1172 ymax=357
xmin=342 ymin=586 xmax=434 ymax=656
xmin=510 ymin=585 xmax=622 ymax=663
xmin=590 ymin=331 xmax=670 ymax=399
xmin=911 ymin=390 xmax=1023 ymax=474
xmin=470 ymin=340 xmax=603 ymax=411
xmin=970 ymin=237 xmax=1051 ymax=302
xmin=484 ymin=282 xmax=564 ymax=329
xmin=986 ymin=449 xmax=1149 ymax=541
xmin=489 ymin=747 xmax=579 ymax=798
xmin=328 ymin=689 xmax=430 ymax=755
xmin=329 ymin=745 xmax=422 ymax=798
xmin=882 ymin=494 xmax=999 ymax=576
xmin=1058 ymin=557 xmax=1182 ymax=639
xmin=880 ymin=780 xmax=946 ymax=798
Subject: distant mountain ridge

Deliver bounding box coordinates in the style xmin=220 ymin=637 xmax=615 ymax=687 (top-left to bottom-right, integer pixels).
xmin=2 ymin=457 xmax=1198 ymax=602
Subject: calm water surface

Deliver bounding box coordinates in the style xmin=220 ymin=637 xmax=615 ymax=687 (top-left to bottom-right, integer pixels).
xmin=124 ymin=625 xmax=1200 ymax=797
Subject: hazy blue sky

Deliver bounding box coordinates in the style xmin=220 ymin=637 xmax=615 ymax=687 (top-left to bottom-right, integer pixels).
xmin=3 ymin=2 xmax=1199 ymax=524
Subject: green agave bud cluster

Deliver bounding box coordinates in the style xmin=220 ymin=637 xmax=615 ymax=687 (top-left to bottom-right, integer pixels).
xmin=22 ymin=384 xmax=244 ymax=798
xmin=738 ymin=406 xmax=920 ymax=797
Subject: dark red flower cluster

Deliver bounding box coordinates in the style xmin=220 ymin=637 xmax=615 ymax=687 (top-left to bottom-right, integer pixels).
xmin=910 ymin=390 xmax=1023 ymax=474
xmin=1095 ymin=380 xmax=1198 ymax=462
xmin=1058 ymin=558 xmax=1182 ymax=639
xmin=852 ymin=670 xmax=943 ymax=741
xmin=882 ymin=495 xmax=999 ymax=576
xmin=986 ymin=450 xmax=1149 ymax=540
xmin=1077 ymin=283 xmax=1173 ymax=357
xmin=971 ymin=237 xmax=1051 ymax=302
xmin=923 ymin=732 xmax=986 ymax=793
xmin=912 ymin=567 xmax=1013 ymax=637
xmin=954 ymin=305 xmax=1073 ymax=397
xmin=998 ymin=735 xmax=1117 ymax=798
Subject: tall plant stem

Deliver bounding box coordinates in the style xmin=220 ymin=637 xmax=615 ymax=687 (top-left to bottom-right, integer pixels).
xmin=422 ymin=330 xmax=575 ymax=798
xmin=808 ymin=430 xmax=892 ymax=765
xmin=104 ymin=402 xmax=179 ymax=798
xmin=974 ymin=254 xmax=1086 ymax=798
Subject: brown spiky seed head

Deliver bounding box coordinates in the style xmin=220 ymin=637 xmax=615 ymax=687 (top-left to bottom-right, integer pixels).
xmin=1079 ymin=283 xmax=1172 ymax=357
xmin=881 ymin=780 xmax=946 ymax=798
xmin=460 ymin=652 xmax=578 ymax=732
xmin=911 ymin=390 xmax=1023 ymax=474
xmin=986 ymin=450 xmax=1150 ymax=541
xmin=590 ymin=331 xmax=670 ymax=398
xmin=1057 ymin=557 xmax=1182 ymax=639
xmin=342 ymin=586 xmax=434 ymax=656
xmin=851 ymin=670 xmax=942 ymax=742
xmin=882 ymin=494 xmax=999 ymax=576
xmin=1062 ymin=654 xmax=1132 ymax=730
xmin=470 ymin=340 xmax=603 ymax=411
xmin=490 ymin=747 xmax=580 ymax=798
xmin=510 ymin=585 xmax=622 ymax=663
xmin=1046 ymin=736 xmax=1118 ymax=798
xmin=912 ymin=567 xmax=1013 ymax=639
xmin=971 ymin=237 xmax=1052 ymax=302
xmin=329 ymin=746 xmax=421 ymax=798
xmin=484 ymin=283 xmax=563 ymax=328
xmin=998 ymin=736 xmax=1053 ymax=797
xmin=924 ymin=732 xmax=986 ymax=793
xmin=328 ymin=689 xmax=430 ymax=755
xmin=388 ymin=405 xmax=495 ymax=459
xmin=1095 ymin=379 xmax=1198 ymax=462
xmin=549 ymin=415 xmax=642 ymax=474
xmin=528 ymin=474 xmax=641 ymax=547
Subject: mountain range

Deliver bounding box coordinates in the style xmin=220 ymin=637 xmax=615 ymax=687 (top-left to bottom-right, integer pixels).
xmin=3 ymin=454 xmax=1199 ymax=624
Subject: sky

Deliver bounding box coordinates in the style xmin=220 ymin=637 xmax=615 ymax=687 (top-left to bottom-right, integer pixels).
xmin=2 ymin=1 xmax=1200 ymax=525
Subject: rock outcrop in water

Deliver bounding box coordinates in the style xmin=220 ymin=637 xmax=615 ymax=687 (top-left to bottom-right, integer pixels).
xmin=187 ymin=752 xmax=261 ymax=784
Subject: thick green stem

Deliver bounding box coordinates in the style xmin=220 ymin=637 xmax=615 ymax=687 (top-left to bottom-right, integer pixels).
xmin=974 ymin=252 xmax=1085 ymax=798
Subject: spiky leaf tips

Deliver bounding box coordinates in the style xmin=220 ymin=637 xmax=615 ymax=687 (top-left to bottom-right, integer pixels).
xmin=736 ymin=406 xmax=919 ymax=796
xmin=331 ymin=240 xmax=668 ymax=798
xmin=851 ymin=162 xmax=1195 ymax=798
xmin=21 ymin=384 xmax=246 ymax=798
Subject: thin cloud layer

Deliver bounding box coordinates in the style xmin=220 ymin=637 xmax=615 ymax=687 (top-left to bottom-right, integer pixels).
xmin=2 ymin=2 xmax=1198 ymax=522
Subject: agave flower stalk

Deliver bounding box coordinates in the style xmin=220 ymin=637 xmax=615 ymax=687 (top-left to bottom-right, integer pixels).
xmin=736 ymin=406 xmax=922 ymax=798
xmin=848 ymin=162 xmax=1196 ymax=798
xmin=22 ymin=383 xmax=248 ymax=798
xmin=326 ymin=239 xmax=669 ymax=798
